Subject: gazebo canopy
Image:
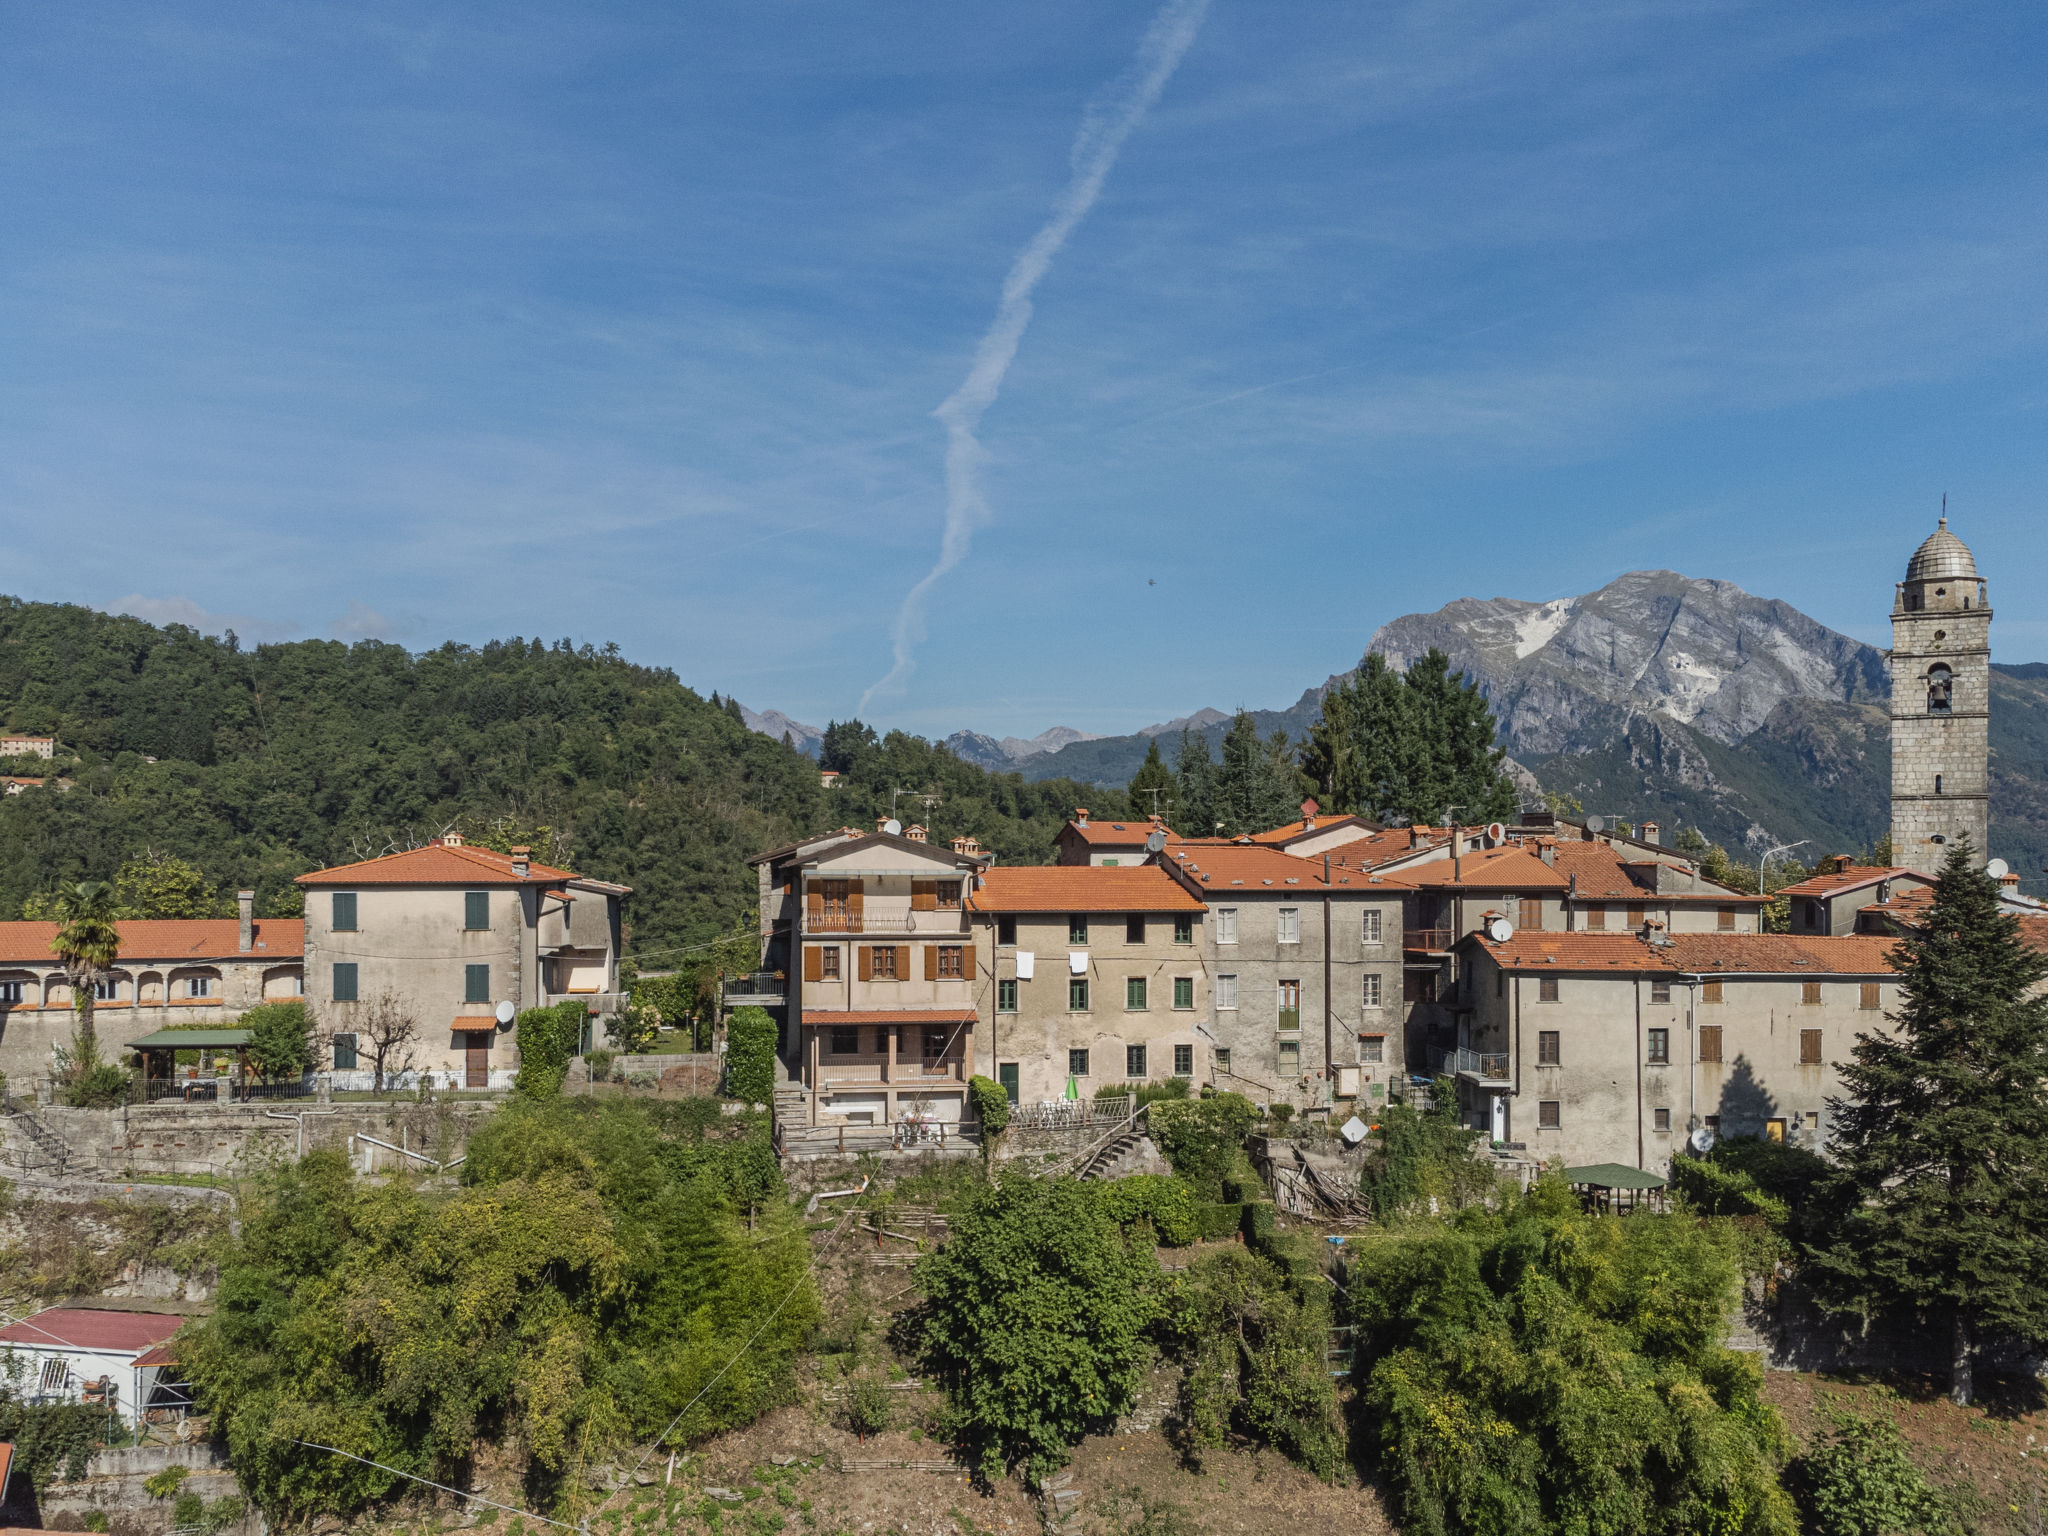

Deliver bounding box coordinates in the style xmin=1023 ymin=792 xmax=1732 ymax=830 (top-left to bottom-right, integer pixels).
xmin=126 ymin=1029 xmax=253 ymax=1050
xmin=1563 ymin=1163 xmax=1667 ymax=1191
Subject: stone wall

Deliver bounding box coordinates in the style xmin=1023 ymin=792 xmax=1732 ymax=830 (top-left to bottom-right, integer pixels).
xmin=0 ymin=1441 xmax=258 ymax=1535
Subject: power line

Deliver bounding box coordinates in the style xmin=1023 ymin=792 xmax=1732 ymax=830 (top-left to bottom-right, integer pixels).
xmin=287 ymin=1440 xmax=579 ymax=1531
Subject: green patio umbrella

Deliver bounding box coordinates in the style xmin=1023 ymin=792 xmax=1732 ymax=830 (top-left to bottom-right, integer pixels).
xmin=1065 ymin=1075 xmax=1079 ymax=1101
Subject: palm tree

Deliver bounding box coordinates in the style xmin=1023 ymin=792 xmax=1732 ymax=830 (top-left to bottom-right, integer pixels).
xmin=50 ymin=881 xmax=120 ymax=1061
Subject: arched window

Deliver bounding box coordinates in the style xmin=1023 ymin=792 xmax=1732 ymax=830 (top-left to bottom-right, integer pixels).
xmin=1928 ymin=664 xmax=1953 ymax=715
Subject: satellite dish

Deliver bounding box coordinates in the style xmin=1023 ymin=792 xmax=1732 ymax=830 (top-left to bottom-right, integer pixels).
xmin=883 ymin=818 xmax=903 ymax=836
xmin=495 ymin=1000 xmax=515 ymax=1026
xmin=1690 ymin=1127 xmax=1716 ymax=1154
xmin=1486 ymin=822 xmax=1507 ymax=845
xmin=1487 ymin=916 xmax=1513 ymax=943
xmin=1987 ymin=858 xmax=2010 ymax=879
xmin=1145 ymin=830 xmax=1167 ymax=854
xmin=1584 ymin=815 xmax=1606 ymax=833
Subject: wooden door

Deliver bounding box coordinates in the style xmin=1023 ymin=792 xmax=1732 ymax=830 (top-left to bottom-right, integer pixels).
xmin=466 ymin=1033 xmax=489 ymax=1088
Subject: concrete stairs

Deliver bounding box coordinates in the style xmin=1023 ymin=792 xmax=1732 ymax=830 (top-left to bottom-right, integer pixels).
xmin=1 ymin=1103 xmax=70 ymax=1175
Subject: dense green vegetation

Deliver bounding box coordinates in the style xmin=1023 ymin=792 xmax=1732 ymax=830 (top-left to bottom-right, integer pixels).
xmin=181 ymin=1096 xmax=809 ymax=1524
xmin=0 ymin=596 xmax=1112 ymax=953
xmin=1299 ymin=651 xmax=1518 ymax=827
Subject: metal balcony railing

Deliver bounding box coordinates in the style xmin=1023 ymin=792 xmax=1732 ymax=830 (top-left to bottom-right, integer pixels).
xmin=803 ymin=912 xmax=966 ymax=935
xmin=1436 ymin=1047 xmax=1511 ymax=1082
xmin=1404 ymin=928 xmax=1455 ymax=952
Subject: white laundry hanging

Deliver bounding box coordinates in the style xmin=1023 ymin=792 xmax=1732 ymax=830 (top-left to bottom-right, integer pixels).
xmin=1014 ymin=951 xmax=1035 ymax=980
xmin=1069 ymin=950 xmax=1089 ymax=975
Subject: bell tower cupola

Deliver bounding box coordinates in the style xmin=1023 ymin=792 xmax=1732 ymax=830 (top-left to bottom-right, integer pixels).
xmin=1890 ymin=515 xmax=1990 ymax=862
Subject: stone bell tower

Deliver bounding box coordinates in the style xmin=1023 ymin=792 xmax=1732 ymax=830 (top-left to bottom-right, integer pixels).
xmin=1890 ymin=516 xmax=1990 ymax=863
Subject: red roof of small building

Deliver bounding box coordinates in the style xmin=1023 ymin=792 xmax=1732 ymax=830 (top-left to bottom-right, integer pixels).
xmin=1776 ymin=865 xmax=1932 ymax=899
xmin=1375 ymin=844 xmax=1570 ymax=892
xmin=1247 ymin=813 xmax=1379 ymax=845
xmin=970 ymin=865 xmax=1206 ymax=913
xmin=0 ymin=1308 xmax=183 ymax=1354
xmin=1468 ymin=930 xmax=1902 ymax=975
xmin=1059 ymin=817 xmax=1175 ymax=847
xmin=1546 ymin=841 xmax=1767 ymax=903
xmin=802 ymin=1009 xmax=979 ymax=1026
xmin=1164 ymin=845 xmax=1391 ymax=892
xmin=298 ymin=840 xmax=576 ymax=887
xmin=0 ymin=919 xmax=303 ymax=965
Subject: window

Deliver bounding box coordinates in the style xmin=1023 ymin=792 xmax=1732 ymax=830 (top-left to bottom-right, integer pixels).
xmin=1278 ymin=1040 xmax=1300 ymax=1076
xmin=1702 ymin=979 xmax=1724 ymax=1003
xmin=1803 ymin=900 xmax=1822 ymax=930
xmin=1654 ymin=1108 xmax=1671 ymax=1132
xmin=1214 ymin=1047 xmax=1232 ymax=1073
xmin=1700 ymin=1025 xmax=1723 ymax=1063
xmin=1647 ymin=1028 xmax=1670 ymax=1065
xmin=1277 ymin=907 xmax=1300 ymax=944
xmin=0 ymin=981 xmax=20 ymax=1004
xmin=1174 ymin=1044 xmax=1194 ymax=1076
xmin=1800 ymin=1028 xmax=1824 ymax=1065
xmin=1538 ymin=1030 xmax=1560 ymax=1065
xmin=332 ymin=962 xmax=359 ymax=1002
xmin=997 ymin=979 xmax=1019 ymax=1013
xmin=1704 ymin=1114 xmax=1721 ymax=1130
xmin=1860 ymin=982 xmax=1881 ymax=1010
xmin=1805 ymin=1110 xmax=1820 ymax=1131
xmin=1068 ymin=915 xmax=1089 ymax=945
xmin=1586 ymin=906 xmax=1608 ymax=931
xmin=821 ymin=946 xmax=841 ymax=980
xmin=1173 ymin=976 xmax=1194 ymax=1010
xmin=464 ymin=891 xmax=490 ymax=930
xmin=831 ymin=1026 xmax=859 ymax=1055
xmin=1277 ymin=979 xmax=1300 ymax=1031
xmin=1101 ymin=858 xmax=1119 ymax=867
xmin=331 ymin=891 xmax=357 ymax=931
xmin=1361 ymin=972 xmax=1382 ymax=1008
xmin=39 ymin=1358 xmax=67 ymax=1392
xmin=1928 ymin=663 xmax=1953 ymax=715
xmin=1359 ymin=1035 xmax=1385 ymax=1064
xmin=333 ymin=1033 xmax=358 ymax=1069
xmin=465 ymin=964 xmax=490 ymax=1004
xmin=936 ymin=880 xmax=962 ymax=910
xmin=1069 ymin=978 xmax=1090 ymax=1012
xmin=1216 ymin=908 xmax=1238 ymax=944
xmin=1538 ymin=975 xmax=1559 ymax=1003
xmin=1716 ymin=909 xmax=1736 ymax=932
xmin=937 ymin=945 xmax=965 ymax=978
xmin=1538 ymin=1100 xmax=1560 ymax=1129
xmin=1126 ymin=1044 xmax=1147 ymax=1079
xmin=997 ymin=915 xmax=1017 ymax=946
xmin=1126 ymin=976 xmax=1148 ymax=1010
xmin=1362 ymin=910 xmax=1383 ymax=944
xmin=1517 ymin=896 xmax=1544 ymax=931
xmin=1801 ymin=981 xmax=1823 ymax=1005
xmin=922 ymin=1027 xmax=948 ymax=1066
xmin=1126 ymin=916 xmax=1146 ymax=944
xmin=1651 ymin=979 xmax=1671 ymax=1004
xmin=1068 ymin=1048 xmax=1089 ymax=1077
xmin=187 ymin=975 xmax=214 ymax=999
xmin=870 ymin=945 xmax=899 ymax=980
xmin=93 ymin=977 xmax=118 ymax=1001
xmin=1215 ymin=974 xmax=1238 ymax=1010
xmin=1173 ymin=915 xmax=1194 ymax=944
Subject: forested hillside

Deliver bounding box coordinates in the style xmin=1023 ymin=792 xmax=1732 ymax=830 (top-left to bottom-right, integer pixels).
xmin=0 ymin=598 xmax=1112 ymax=952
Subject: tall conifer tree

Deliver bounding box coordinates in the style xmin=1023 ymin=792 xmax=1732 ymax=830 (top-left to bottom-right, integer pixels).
xmin=1807 ymin=840 xmax=2048 ymax=1403
xmin=1126 ymin=739 xmax=1177 ymax=826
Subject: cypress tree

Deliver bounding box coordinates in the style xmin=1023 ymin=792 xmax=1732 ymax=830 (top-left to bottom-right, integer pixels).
xmin=1214 ymin=712 xmax=1299 ymax=837
xmin=1174 ymin=729 xmax=1220 ymax=838
xmin=1126 ymin=739 xmax=1177 ymax=827
xmin=1806 ymin=839 xmax=2048 ymax=1403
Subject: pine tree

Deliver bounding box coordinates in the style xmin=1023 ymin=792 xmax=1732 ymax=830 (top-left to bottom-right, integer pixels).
xmin=1806 ymin=840 xmax=2048 ymax=1404
xmin=1300 ymin=651 xmax=1514 ymax=826
xmin=1126 ymin=739 xmax=1177 ymax=827
xmin=1401 ymin=649 xmax=1517 ymax=827
xmin=1174 ymin=729 xmax=1220 ymax=838
xmin=1214 ymin=712 xmax=1299 ymax=837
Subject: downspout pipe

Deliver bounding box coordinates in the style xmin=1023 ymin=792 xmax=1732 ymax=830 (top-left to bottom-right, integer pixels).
xmin=1323 ymin=855 xmax=1333 ymax=1101
xmin=1633 ymin=978 xmax=1645 ymax=1171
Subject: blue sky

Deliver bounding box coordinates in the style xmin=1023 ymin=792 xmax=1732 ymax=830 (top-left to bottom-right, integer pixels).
xmin=5 ymin=2 xmax=2045 ymax=740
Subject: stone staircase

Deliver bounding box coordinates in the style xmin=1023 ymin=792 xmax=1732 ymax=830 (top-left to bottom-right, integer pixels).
xmin=1 ymin=1100 xmax=70 ymax=1175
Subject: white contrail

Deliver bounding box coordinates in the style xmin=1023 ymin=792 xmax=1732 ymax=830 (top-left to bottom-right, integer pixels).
xmin=859 ymin=0 xmax=1210 ymax=713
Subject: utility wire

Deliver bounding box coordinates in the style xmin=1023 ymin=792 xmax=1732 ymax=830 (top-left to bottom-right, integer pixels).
xmin=287 ymin=1440 xmax=578 ymax=1531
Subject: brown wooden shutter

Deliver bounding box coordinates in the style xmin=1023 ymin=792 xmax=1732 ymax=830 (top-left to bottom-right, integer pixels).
xmin=924 ymin=944 xmax=939 ymax=981
xmin=848 ymin=884 xmax=865 ymax=928
xmin=1699 ymin=1024 xmax=1723 ymax=1062
xmin=804 ymin=947 xmax=822 ymax=983
xmin=1702 ymin=979 xmax=1724 ymax=1004
xmin=1860 ymin=982 xmax=1880 ymax=1010
xmin=911 ymin=880 xmax=937 ymax=912
xmin=857 ymin=946 xmax=872 ymax=982
xmin=1802 ymin=981 xmax=1822 ymax=1005
xmin=896 ymin=946 xmax=910 ymax=981
xmin=806 ymin=887 xmax=823 ymax=924
xmin=1800 ymin=1028 xmax=1824 ymax=1065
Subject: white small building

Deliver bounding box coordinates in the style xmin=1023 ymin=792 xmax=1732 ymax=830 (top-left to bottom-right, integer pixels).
xmin=0 ymin=1308 xmax=185 ymax=1428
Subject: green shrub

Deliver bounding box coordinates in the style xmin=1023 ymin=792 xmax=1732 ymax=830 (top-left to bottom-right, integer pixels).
xmin=1094 ymin=1082 xmax=1133 ymax=1101
xmin=725 ymin=1006 xmax=778 ymax=1104
xmin=967 ymin=1074 xmax=1011 ymax=1135
xmin=1096 ymin=1175 xmax=1198 ymax=1247
xmin=842 ymin=1372 xmax=892 ymax=1443
xmin=241 ymin=1001 xmax=313 ymax=1079
xmin=1794 ymin=1400 xmax=1949 ymax=1536
xmin=1240 ymin=1202 xmax=1276 ymax=1258
xmin=1195 ymin=1203 xmax=1242 ymax=1241
xmin=514 ymin=999 xmax=586 ymax=1096
xmin=144 ymin=1463 xmax=191 ymax=1500
xmin=1361 ymin=1084 xmax=1498 ymax=1217
xmin=1133 ymin=1077 xmax=1191 ymax=1107
xmin=1148 ymin=1095 xmax=1257 ymax=1199
xmin=585 ymin=1049 xmax=616 ymax=1083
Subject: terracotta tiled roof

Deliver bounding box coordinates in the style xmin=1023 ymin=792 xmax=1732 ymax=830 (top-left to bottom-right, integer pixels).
xmin=1375 ymin=844 xmax=1569 ymax=891
xmin=1548 ymin=841 xmax=1764 ymax=903
xmin=1060 ymin=818 xmax=1175 ymax=846
xmin=1164 ymin=845 xmax=1391 ymax=892
xmin=1326 ymin=828 xmax=1454 ymax=866
xmin=970 ymin=865 xmax=1206 ymax=913
xmin=802 ymin=1009 xmax=979 ymax=1025
xmin=0 ymin=919 xmax=304 ymax=965
xmin=1776 ymin=865 xmax=1932 ymax=899
xmin=2020 ymin=916 xmax=2048 ymax=956
xmin=1468 ymin=929 xmax=1901 ymax=975
xmin=298 ymin=841 xmax=576 ymax=887
xmin=1248 ymin=814 xmax=1379 ymax=845
xmin=0 ymin=1308 xmax=183 ymax=1353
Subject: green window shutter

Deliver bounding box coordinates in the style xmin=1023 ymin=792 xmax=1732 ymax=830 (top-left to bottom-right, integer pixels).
xmin=465 ymin=964 xmax=490 ymax=1004
xmin=465 ymin=891 xmax=490 ymax=930
xmin=1173 ymin=977 xmax=1194 ymax=1009
xmin=1069 ymin=978 xmax=1089 ymax=1012
xmin=332 ymin=962 xmax=358 ymax=1002
xmin=333 ymin=1033 xmax=358 ymax=1069
xmin=332 ymin=892 xmax=357 ymax=931
xmin=997 ymin=979 xmax=1018 ymax=1013
xmin=1126 ymin=976 xmax=1147 ymax=1010
xmin=1173 ymin=915 xmax=1193 ymax=944
xmin=1126 ymin=1044 xmax=1146 ymax=1078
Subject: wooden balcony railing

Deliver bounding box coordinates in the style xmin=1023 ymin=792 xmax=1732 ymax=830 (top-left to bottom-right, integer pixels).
xmin=1404 ymin=928 xmax=1455 ymax=952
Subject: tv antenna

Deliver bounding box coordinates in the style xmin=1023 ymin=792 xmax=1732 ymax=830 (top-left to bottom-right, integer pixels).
xmin=1141 ymin=786 xmax=1166 ymax=817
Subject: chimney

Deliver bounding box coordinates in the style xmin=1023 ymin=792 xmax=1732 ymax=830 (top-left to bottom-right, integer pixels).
xmin=1834 ymin=854 xmax=1855 ymax=874
xmin=1300 ymin=797 xmax=1318 ymax=829
xmin=905 ymin=823 xmax=928 ymax=843
xmin=1074 ymin=807 xmax=1090 ymax=826
xmin=237 ymin=889 xmax=254 ymax=953
xmin=510 ymin=845 xmax=530 ymax=878
xmin=1999 ymin=871 xmax=2021 ymax=893
xmin=442 ymin=831 xmax=463 ymax=847
xmin=952 ymin=834 xmax=970 ymax=854
xmin=1538 ymin=836 xmax=1556 ymax=867
xmin=1640 ymin=821 xmax=1661 ymax=845
xmin=877 ymin=816 xmax=892 ymax=834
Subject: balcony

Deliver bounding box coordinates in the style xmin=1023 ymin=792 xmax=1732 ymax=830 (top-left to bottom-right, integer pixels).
xmin=1404 ymin=928 xmax=1455 ymax=953
xmin=803 ymin=911 xmax=966 ymax=936
xmin=724 ymin=971 xmax=786 ymax=1006
xmin=1435 ymin=1046 xmax=1511 ymax=1086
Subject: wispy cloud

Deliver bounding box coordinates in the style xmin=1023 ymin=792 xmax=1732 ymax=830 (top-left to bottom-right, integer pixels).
xmin=858 ymin=0 xmax=1211 ymax=712
xmin=103 ymin=593 xmax=296 ymax=644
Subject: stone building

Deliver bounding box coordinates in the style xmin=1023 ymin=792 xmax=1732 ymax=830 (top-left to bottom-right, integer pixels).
xmin=298 ymin=835 xmax=629 ymax=1089
xmin=968 ymin=864 xmax=1210 ymax=1104
xmin=1452 ymin=929 xmax=1903 ymax=1172
xmin=1891 ymin=517 xmax=1990 ymax=863
xmin=1777 ymin=856 xmax=1936 ymax=936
